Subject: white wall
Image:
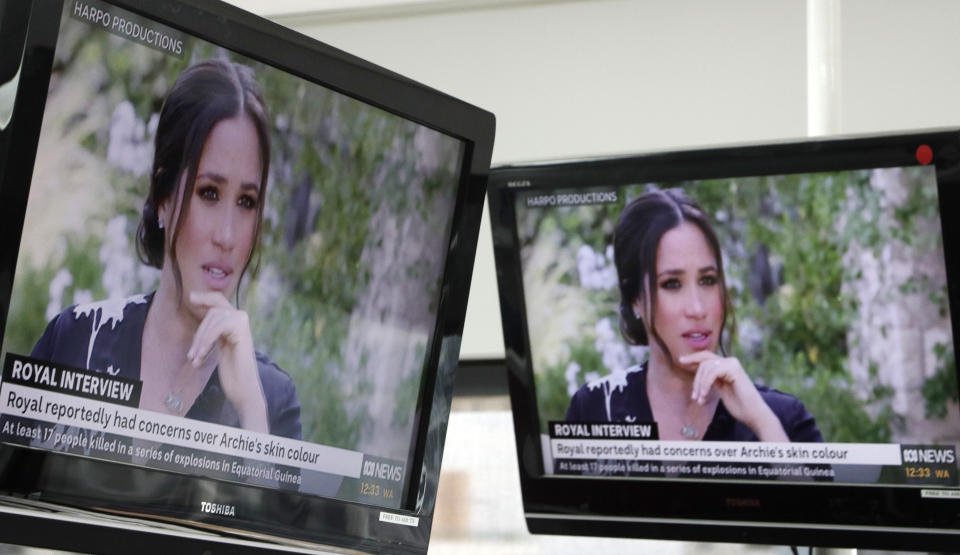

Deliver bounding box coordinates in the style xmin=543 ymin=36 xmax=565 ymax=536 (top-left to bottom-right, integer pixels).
xmin=234 ymin=0 xmax=960 ymax=359
xmin=838 ymin=0 xmax=960 ymax=133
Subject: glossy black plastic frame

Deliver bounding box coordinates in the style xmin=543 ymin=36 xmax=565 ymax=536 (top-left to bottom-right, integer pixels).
xmin=0 ymin=1 xmax=494 ymax=553
xmin=488 ymin=130 xmax=960 ymax=550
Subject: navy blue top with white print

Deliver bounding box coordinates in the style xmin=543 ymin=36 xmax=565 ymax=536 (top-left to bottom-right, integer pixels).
xmin=32 ymin=292 xmax=302 ymax=440
xmin=566 ymin=364 xmax=823 ymax=442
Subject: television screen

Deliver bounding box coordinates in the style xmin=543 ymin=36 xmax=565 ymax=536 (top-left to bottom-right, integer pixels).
xmin=0 ymin=0 xmax=493 ymax=553
xmin=488 ymin=131 xmax=960 ymax=549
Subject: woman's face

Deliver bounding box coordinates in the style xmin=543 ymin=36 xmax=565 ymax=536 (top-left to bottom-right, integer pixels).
xmin=634 ymin=221 xmax=724 ymax=371
xmin=161 ymin=115 xmax=262 ymax=314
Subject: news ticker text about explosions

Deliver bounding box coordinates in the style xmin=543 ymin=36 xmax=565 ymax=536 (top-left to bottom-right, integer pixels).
xmin=550 ymin=421 xmax=958 ymax=486
xmin=0 ymin=353 xmax=405 ymax=490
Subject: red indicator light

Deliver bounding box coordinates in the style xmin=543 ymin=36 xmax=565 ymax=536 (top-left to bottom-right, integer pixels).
xmin=916 ymin=144 xmax=933 ymax=165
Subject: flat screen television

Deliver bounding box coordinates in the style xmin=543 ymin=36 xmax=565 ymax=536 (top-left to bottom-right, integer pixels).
xmin=488 ymin=130 xmax=960 ymax=550
xmin=0 ymin=0 xmax=494 ymax=553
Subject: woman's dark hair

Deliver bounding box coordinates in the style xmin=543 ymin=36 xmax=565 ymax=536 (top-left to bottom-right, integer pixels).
xmin=136 ymin=59 xmax=271 ymax=300
xmin=614 ymin=188 xmax=734 ymax=359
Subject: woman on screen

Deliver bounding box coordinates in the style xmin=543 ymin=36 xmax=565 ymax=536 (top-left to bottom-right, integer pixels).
xmin=566 ymin=189 xmax=821 ymax=442
xmin=32 ymin=59 xmax=301 ymax=440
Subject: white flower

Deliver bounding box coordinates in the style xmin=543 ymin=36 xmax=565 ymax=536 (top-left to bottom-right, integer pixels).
xmin=577 ymin=244 xmax=617 ymax=290
xmin=46 ymin=269 xmax=74 ymax=321
xmin=147 ymin=113 xmax=159 ymax=136
xmin=628 ymin=345 xmax=649 ymax=362
xmin=73 ymin=289 xmax=93 ymax=307
xmin=594 ymin=317 xmax=616 ymax=349
xmin=602 ymin=344 xmax=629 ymax=374
xmin=565 ymin=361 xmax=582 ymax=397
xmin=737 ymin=318 xmax=764 ymax=353
xmin=137 ymin=264 xmax=160 ymax=291
xmin=254 ymin=265 xmax=283 ymax=314
xmin=594 ymin=317 xmax=633 ymax=373
xmin=99 ymin=216 xmax=136 ymax=299
xmin=106 ymin=101 xmax=155 ymax=177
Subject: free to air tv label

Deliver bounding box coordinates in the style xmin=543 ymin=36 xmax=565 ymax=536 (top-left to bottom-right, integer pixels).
xmin=921 ymin=489 xmax=960 ymax=499
xmin=379 ymin=512 xmax=419 ymax=527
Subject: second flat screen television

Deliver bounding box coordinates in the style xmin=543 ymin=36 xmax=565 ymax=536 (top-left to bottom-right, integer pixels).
xmin=489 ymin=130 xmax=960 ymax=549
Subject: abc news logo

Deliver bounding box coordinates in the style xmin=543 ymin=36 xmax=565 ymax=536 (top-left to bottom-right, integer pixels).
xmin=362 ymin=459 xmax=403 ymax=483
xmin=902 ymin=446 xmax=956 ymax=465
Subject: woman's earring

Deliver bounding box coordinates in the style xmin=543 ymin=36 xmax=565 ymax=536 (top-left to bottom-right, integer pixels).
xmin=158 ymin=218 xmax=164 ymax=230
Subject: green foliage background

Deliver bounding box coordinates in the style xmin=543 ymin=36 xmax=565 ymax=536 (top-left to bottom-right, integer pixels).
xmin=2 ymin=10 xmax=462 ymax=460
xmin=522 ymin=168 xmax=957 ymax=443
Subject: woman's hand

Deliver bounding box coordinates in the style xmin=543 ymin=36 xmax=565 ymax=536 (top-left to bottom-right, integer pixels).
xmin=186 ymin=291 xmax=268 ymax=433
xmin=678 ymin=351 xmax=789 ymax=442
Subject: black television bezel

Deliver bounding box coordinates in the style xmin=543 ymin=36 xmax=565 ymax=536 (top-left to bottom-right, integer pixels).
xmin=0 ymin=0 xmax=494 ymax=553
xmin=487 ymin=130 xmax=960 ymax=551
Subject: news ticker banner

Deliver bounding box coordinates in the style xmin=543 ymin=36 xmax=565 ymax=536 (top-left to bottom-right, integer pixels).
xmin=0 ymin=354 xmax=409 ymax=499
xmin=549 ymin=421 xmax=959 ymax=486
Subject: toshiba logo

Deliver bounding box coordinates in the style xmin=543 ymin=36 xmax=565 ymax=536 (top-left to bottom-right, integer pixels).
xmin=200 ymin=502 xmax=236 ymax=517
